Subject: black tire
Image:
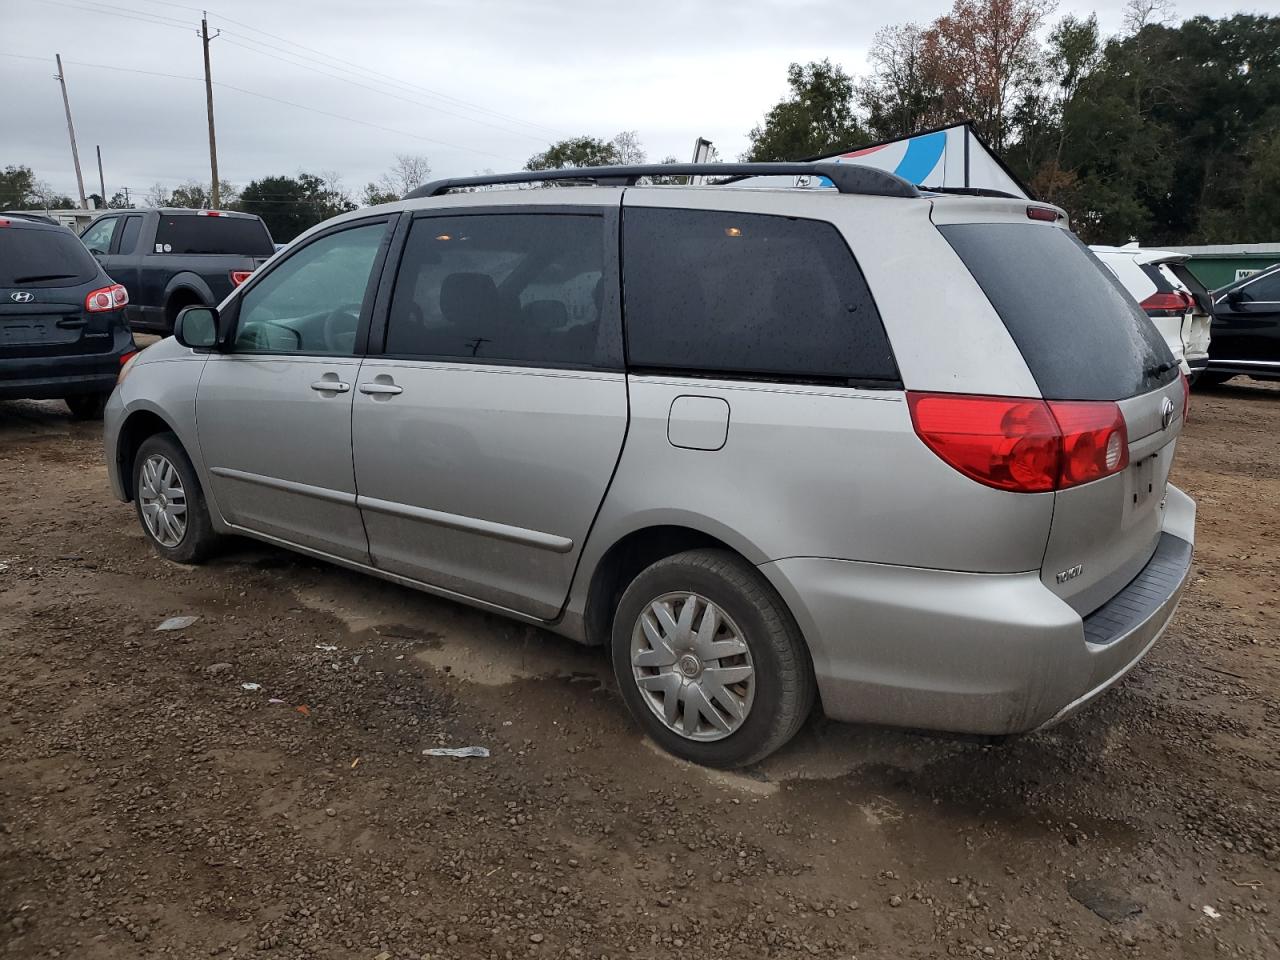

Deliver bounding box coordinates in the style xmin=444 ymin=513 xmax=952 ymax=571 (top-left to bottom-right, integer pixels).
xmin=132 ymin=432 xmax=220 ymax=564
xmin=611 ymin=548 xmax=816 ymax=768
xmin=65 ymin=393 xmax=109 ymax=420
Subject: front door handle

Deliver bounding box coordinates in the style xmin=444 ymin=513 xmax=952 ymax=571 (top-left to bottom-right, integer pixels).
xmin=358 ymin=382 xmax=403 ymax=396
xmin=310 ymin=379 xmax=351 ymax=393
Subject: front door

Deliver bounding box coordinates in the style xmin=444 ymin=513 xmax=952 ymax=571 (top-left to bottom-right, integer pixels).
xmin=352 ymin=205 xmax=628 ymax=619
xmin=196 ymin=218 xmax=393 ymax=561
xmin=1212 ymin=267 xmax=1280 ymax=369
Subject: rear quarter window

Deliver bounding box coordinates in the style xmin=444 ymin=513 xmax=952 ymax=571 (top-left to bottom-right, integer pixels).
xmin=622 ymin=208 xmax=898 ymax=385
xmin=154 ymin=215 xmax=274 ymax=256
xmin=0 ymin=227 xmax=99 ymax=286
xmin=940 ymin=223 xmax=1177 ymax=401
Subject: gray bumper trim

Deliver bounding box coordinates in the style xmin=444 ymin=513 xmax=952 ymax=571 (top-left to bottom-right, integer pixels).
xmin=1082 ymin=533 xmax=1193 ymax=646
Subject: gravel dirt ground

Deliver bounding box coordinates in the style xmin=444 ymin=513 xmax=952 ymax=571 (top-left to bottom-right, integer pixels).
xmin=1 ymin=378 xmax=1277 ymax=960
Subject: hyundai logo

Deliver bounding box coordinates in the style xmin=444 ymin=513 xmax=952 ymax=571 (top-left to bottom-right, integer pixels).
xmin=1160 ymin=396 xmax=1175 ymax=430
xmin=10 ymin=291 xmax=34 ymax=303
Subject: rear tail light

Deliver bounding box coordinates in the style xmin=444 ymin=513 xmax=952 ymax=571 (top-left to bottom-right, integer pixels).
xmin=230 ymin=270 xmax=253 ymax=286
xmin=86 ymin=283 xmax=129 ymax=312
xmin=1140 ymin=291 xmax=1191 ymax=317
xmin=1180 ymin=370 xmax=1190 ymax=424
xmin=907 ymin=392 xmax=1129 ymax=493
xmin=118 ymin=350 xmax=137 ymax=367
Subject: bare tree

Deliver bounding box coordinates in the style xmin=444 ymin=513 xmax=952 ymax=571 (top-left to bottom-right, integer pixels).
xmin=1123 ymin=0 xmax=1175 ymax=34
xmin=144 ymin=182 xmax=171 ymax=207
xmin=610 ymin=131 xmax=646 ymax=165
xmin=377 ymin=154 xmax=432 ymax=198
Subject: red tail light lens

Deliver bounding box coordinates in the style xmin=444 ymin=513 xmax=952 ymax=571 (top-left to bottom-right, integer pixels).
xmin=1180 ymin=370 xmax=1190 ymax=424
xmin=1026 ymin=205 xmax=1060 ymax=222
xmin=1140 ymin=291 xmax=1189 ymax=317
xmin=1050 ymin=401 xmax=1130 ymax=487
xmin=118 ymin=350 xmax=137 ymax=367
xmin=230 ymin=270 xmax=253 ymax=286
xmin=86 ymin=283 xmax=129 ymax=312
xmin=907 ymin=392 xmax=1129 ymax=493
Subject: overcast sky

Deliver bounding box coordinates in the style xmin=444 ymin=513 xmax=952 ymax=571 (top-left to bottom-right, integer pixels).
xmin=0 ymin=0 xmax=1263 ymax=204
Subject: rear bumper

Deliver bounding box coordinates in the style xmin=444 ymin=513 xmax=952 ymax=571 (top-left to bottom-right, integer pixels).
xmin=760 ymin=485 xmax=1195 ymax=736
xmin=0 ymin=328 xmax=134 ymax=400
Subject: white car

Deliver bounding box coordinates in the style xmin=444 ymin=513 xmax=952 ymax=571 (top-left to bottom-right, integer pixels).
xmin=1092 ymin=244 xmax=1212 ymax=382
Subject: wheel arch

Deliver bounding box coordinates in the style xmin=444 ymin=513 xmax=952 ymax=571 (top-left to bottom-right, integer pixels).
xmin=115 ymin=407 xmax=183 ymax=500
xmin=162 ymin=275 xmax=214 ymax=325
xmin=580 ymin=520 xmax=770 ymax=649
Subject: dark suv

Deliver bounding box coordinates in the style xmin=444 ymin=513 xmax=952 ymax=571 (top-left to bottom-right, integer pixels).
xmin=0 ymin=213 xmax=136 ymax=419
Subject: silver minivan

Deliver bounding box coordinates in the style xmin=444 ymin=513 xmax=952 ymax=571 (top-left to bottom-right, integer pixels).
xmin=105 ymin=163 xmax=1195 ymax=768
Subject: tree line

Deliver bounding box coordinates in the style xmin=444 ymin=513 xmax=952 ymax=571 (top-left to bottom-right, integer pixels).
xmin=743 ymin=0 xmax=1278 ymax=244
xmin=6 ymin=2 xmax=1276 ymax=246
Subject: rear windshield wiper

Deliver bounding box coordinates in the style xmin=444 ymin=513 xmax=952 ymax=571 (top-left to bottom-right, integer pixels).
xmin=12 ymin=273 xmax=78 ymax=283
xmin=1145 ymin=360 xmax=1177 ymax=378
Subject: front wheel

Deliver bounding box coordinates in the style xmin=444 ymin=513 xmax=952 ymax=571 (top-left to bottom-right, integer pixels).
xmin=132 ymin=432 xmax=220 ymax=564
xmin=65 ymin=393 xmax=109 ymax=420
xmin=611 ymin=549 xmax=816 ymax=768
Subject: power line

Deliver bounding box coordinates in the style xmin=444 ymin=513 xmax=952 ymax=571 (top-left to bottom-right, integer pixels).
xmin=34 ymin=0 xmax=191 ymax=32
xmin=0 ymin=52 xmax=525 ymax=165
xmin=130 ymin=0 xmax=569 ymax=140
xmin=216 ymin=34 xmax=552 ymax=146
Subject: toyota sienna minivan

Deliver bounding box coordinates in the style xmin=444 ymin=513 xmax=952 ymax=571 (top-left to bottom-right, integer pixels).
xmin=104 ymin=162 xmax=1195 ymax=768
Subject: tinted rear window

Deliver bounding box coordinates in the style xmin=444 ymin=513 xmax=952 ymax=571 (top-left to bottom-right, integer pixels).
xmin=0 ymin=227 xmax=99 ymax=287
xmin=154 ymin=215 xmax=274 ymax=255
xmin=623 ymin=208 xmax=898 ymax=384
xmin=940 ymin=223 xmax=1176 ymax=401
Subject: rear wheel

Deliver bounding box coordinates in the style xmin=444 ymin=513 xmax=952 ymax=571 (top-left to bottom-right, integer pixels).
xmin=132 ymin=432 xmax=220 ymax=564
xmin=65 ymin=393 xmax=109 ymax=420
xmin=611 ymin=549 xmax=815 ymax=768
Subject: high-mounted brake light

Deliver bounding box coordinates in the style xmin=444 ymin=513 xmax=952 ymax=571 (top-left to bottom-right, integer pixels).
xmin=0 ymin=219 xmax=9 ymax=227
xmin=1140 ymin=291 xmax=1191 ymax=317
xmin=907 ymin=392 xmax=1129 ymax=493
xmin=198 ymin=210 xmax=223 ymax=217
xmin=1026 ymin=206 xmax=1059 ymax=222
xmin=230 ymin=270 xmax=253 ymax=286
xmin=85 ymin=283 xmax=129 ymax=312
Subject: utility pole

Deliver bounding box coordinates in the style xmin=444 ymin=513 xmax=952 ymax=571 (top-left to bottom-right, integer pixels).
xmin=96 ymin=145 xmax=106 ymax=208
xmin=54 ymin=54 xmax=88 ymax=210
xmin=201 ymin=13 xmax=221 ymax=208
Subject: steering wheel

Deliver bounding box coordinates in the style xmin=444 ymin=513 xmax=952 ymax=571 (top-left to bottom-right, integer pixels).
xmin=323 ymin=302 xmax=362 ymax=353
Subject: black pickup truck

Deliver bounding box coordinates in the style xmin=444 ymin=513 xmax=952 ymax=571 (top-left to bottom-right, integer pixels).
xmin=79 ymin=208 xmax=275 ymax=333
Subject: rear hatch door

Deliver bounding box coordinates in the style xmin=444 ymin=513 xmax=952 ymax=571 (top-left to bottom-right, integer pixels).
xmin=1162 ymin=260 xmax=1212 ymax=364
xmin=0 ymin=225 xmax=110 ymax=359
xmin=936 ymin=215 xmax=1184 ymax=614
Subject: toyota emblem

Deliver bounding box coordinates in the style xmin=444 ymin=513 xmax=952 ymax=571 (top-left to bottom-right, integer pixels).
xmin=10 ymin=291 xmax=34 ymax=303
xmin=1160 ymin=396 xmax=1175 ymax=430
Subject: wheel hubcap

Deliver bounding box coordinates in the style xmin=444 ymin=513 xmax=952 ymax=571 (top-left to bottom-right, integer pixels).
xmin=630 ymin=592 xmax=755 ymax=742
xmin=138 ymin=454 xmax=187 ymax=548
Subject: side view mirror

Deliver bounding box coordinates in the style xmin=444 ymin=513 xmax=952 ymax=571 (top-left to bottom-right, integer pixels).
xmin=174 ymin=306 xmax=219 ymax=349
xmin=1226 ymin=288 xmax=1246 ymax=307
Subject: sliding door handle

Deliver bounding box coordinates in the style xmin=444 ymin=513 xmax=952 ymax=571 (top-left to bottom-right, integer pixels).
xmin=358 ymin=382 xmax=403 ymax=396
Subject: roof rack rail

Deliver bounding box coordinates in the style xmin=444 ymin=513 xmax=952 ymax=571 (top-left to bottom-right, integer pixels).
xmin=406 ymin=162 xmax=921 ymax=200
